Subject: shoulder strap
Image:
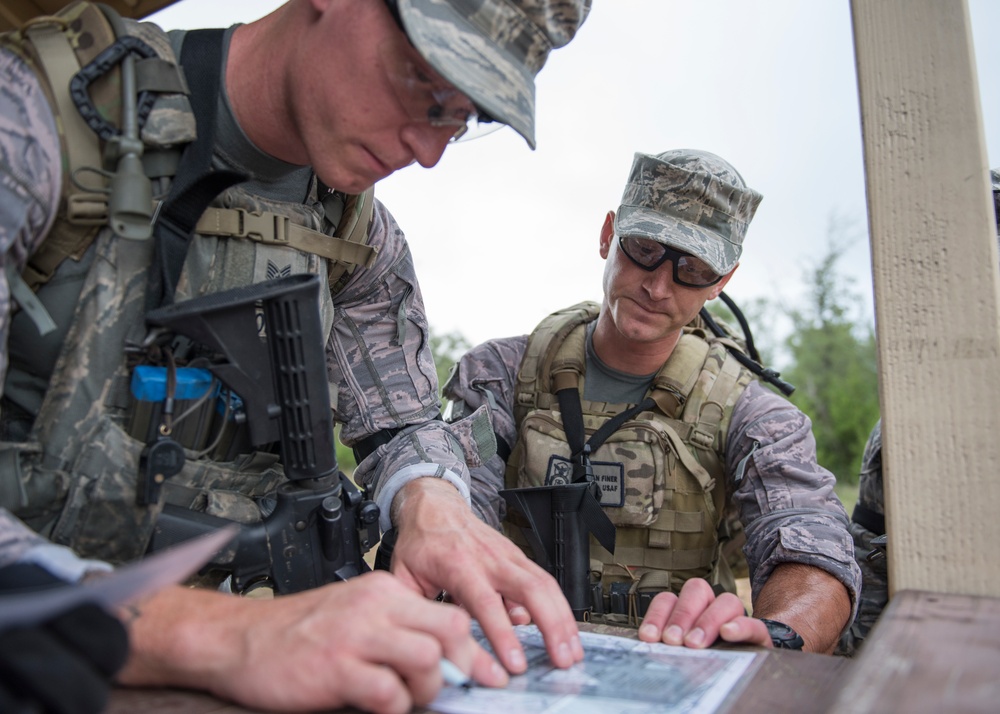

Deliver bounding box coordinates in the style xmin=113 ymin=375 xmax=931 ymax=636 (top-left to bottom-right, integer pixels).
xmin=145 ymin=28 xmax=245 ymax=310
xmin=325 ymin=187 xmax=376 ymax=294
xmin=680 ymin=337 xmax=755 ymax=480
xmin=513 ymin=301 xmax=599 ymax=426
xmin=648 ymin=333 xmax=710 ymax=418
xmin=17 ymin=4 xmax=115 ymax=292
xmin=191 ymin=198 xmax=377 ymax=270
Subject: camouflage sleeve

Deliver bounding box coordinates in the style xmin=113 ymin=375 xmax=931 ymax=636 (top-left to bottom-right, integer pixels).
xmin=837 ymin=418 xmax=887 ymax=656
xmin=0 ymin=507 xmax=48 ymax=568
xmin=727 ymin=381 xmax=861 ymax=624
xmin=335 ymin=202 xmax=497 ymax=530
xmin=0 ymin=48 xmax=62 ymax=389
xmin=0 ymin=507 xmax=111 ymax=580
xmin=854 ymin=418 xmax=884 ymax=521
xmin=438 ymin=336 xmax=529 ymax=529
xmin=326 ymin=199 xmax=441 ymax=443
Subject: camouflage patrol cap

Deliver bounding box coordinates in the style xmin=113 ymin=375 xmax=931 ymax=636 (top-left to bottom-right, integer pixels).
xmin=614 ymin=149 xmax=764 ymax=275
xmin=394 ymin=0 xmax=591 ymax=149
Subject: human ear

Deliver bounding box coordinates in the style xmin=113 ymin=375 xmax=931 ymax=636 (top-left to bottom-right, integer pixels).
xmin=599 ymin=211 xmax=615 ymax=258
xmin=710 ymin=265 xmax=738 ymax=298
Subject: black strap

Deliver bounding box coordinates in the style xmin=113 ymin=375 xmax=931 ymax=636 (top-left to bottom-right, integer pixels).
xmin=494 ymin=433 xmax=512 ymax=462
xmin=698 ymin=306 xmax=796 ymax=397
xmin=146 ymin=29 xmax=246 ymax=311
xmin=556 ymin=387 xmax=587 ymax=461
xmin=587 ymin=397 xmax=655 ymax=453
xmin=352 ymin=427 xmax=403 ymax=464
xmin=851 ymin=501 xmax=886 ymax=535
xmin=717 ymin=291 xmax=760 ymax=363
xmin=556 ymin=388 xmax=656 ymax=475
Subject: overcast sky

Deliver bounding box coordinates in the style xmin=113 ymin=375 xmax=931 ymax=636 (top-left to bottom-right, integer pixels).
xmin=149 ymin=1 xmax=1000 ymax=350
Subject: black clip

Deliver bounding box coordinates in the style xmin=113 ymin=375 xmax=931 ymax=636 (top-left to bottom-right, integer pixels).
xmin=69 ymin=36 xmax=158 ymax=141
xmin=137 ymin=436 xmax=185 ymax=506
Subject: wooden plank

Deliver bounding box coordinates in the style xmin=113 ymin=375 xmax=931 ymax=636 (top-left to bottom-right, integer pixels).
xmin=828 ymin=590 xmax=1000 ymax=713
xmin=106 ymin=687 xmax=269 ymax=714
xmin=850 ymin=0 xmax=1000 ymax=596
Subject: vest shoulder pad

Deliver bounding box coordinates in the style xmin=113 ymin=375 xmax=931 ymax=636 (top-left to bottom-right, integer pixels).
xmin=514 ymin=302 xmax=598 ymax=420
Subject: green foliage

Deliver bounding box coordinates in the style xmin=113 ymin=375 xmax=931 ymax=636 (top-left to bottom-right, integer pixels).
xmin=430 ymin=329 xmax=472 ymax=391
xmin=706 ymin=295 xmax=779 ymax=368
xmin=780 ymin=217 xmax=880 ymax=484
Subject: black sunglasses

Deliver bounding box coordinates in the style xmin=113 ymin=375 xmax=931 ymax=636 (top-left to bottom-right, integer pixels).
xmin=617 ymin=235 xmax=724 ymax=288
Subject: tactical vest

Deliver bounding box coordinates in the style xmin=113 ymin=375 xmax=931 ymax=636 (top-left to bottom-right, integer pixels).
xmin=503 ymin=302 xmax=755 ymax=626
xmin=0 ymin=2 xmax=376 ymax=564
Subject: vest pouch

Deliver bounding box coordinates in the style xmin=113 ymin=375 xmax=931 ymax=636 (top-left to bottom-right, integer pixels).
xmin=127 ymin=366 xmax=219 ymax=452
xmin=0 ymin=440 xmax=68 ymax=533
xmin=515 ymin=409 xmax=673 ymax=528
xmin=48 ymin=415 xmax=285 ymax=564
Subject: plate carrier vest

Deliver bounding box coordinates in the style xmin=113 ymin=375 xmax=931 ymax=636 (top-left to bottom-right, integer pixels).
xmin=0 ymin=2 xmax=376 ymax=564
xmin=503 ymin=302 xmax=755 ymax=625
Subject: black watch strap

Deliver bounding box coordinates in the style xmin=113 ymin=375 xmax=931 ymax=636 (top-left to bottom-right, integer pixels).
xmin=759 ymin=618 xmax=805 ymax=650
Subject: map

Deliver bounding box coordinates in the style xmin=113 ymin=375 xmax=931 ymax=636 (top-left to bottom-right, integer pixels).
xmin=431 ymin=623 xmax=761 ymax=714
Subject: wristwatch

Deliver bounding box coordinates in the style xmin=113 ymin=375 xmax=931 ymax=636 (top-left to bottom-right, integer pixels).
xmin=759 ymin=619 xmax=805 ymax=650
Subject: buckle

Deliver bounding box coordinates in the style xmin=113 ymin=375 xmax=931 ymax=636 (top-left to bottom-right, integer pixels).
xmin=690 ymin=427 xmax=715 ymax=449
xmin=238 ymin=210 xmax=290 ymax=245
xmin=66 ymin=193 xmax=110 ymax=226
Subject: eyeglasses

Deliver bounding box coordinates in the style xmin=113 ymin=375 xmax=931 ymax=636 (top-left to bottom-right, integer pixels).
xmin=379 ymin=28 xmax=496 ymax=142
xmin=617 ymin=235 xmax=724 ymax=287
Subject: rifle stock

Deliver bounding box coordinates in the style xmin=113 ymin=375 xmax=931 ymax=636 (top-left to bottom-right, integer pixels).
xmin=143 ymin=273 xmax=379 ymax=593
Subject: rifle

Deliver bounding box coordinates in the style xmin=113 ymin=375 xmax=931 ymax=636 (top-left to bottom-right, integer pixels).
xmin=140 ymin=273 xmax=380 ymax=594
xmin=501 ymin=448 xmax=616 ymax=622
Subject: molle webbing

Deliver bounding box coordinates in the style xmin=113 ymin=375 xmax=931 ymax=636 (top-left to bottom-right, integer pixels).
xmin=649 ymin=335 xmax=707 ymax=418
xmin=17 ymin=4 xmax=115 ymax=291
xmin=683 ymin=339 xmax=752 ymax=483
xmin=514 ymin=301 xmax=599 ymax=424
xmin=195 ymin=199 xmax=377 ymax=270
xmin=324 ymin=189 xmax=376 ymax=294
xmin=508 ymin=302 xmax=755 ymax=605
xmin=12 ymin=2 xmax=194 ymax=293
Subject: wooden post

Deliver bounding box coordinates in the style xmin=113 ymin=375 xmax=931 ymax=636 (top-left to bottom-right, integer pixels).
xmin=851 ymin=0 xmax=1000 ymax=596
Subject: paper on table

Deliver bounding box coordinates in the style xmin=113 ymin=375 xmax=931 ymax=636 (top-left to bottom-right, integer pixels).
xmin=431 ymin=623 xmax=762 ymax=714
xmin=0 ymin=526 xmax=237 ymax=629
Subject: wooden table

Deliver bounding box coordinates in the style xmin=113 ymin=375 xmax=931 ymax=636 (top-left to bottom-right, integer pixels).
xmin=106 ymin=623 xmax=849 ymax=714
xmin=107 ymin=590 xmax=1000 ymax=713
xmin=826 ymin=589 xmax=1000 ymax=714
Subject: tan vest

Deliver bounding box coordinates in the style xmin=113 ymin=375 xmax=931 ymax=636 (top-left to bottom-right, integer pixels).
xmin=0 ymin=2 xmax=375 ymax=564
xmin=504 ymin=302 xmax=754 ymax=625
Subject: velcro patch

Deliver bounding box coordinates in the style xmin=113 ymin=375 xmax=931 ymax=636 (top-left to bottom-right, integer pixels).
xmin=545 ymin=455 xmax=625 ymax=508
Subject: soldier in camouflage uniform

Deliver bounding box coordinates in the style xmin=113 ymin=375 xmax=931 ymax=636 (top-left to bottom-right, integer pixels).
xmin=443 ymin=150 xmax=861 ymax=654
xmin=835 ymin=418 xmax=886 ymax=656
xmin=836 ymin=167 xmax=1000 ymax=657
xmin=0 ymin=1 xmax=590 ymax=711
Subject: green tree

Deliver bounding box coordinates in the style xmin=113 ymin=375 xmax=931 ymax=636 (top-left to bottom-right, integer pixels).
xmin=706 ymin=294 xmax=780 ymax=369
xmin=781 ymin=217 xmax=879 ymax=484
xmin=430 ymin=329 xmax=472 ymax=392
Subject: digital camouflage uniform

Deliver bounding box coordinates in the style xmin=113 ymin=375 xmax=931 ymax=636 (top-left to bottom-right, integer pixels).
xmin=835 ymin=419 xmax=885 ymax=656
xmin=0 ymin=33 xmax=79 ymax=577
xmin=445 ymin=336 xmax=860 ymax=621
xmin=0 ymin=0 xmax=592 ymax=566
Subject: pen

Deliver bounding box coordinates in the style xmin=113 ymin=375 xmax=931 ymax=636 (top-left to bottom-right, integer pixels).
xmin=439 ymin=658 xmax=472 ymax=689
